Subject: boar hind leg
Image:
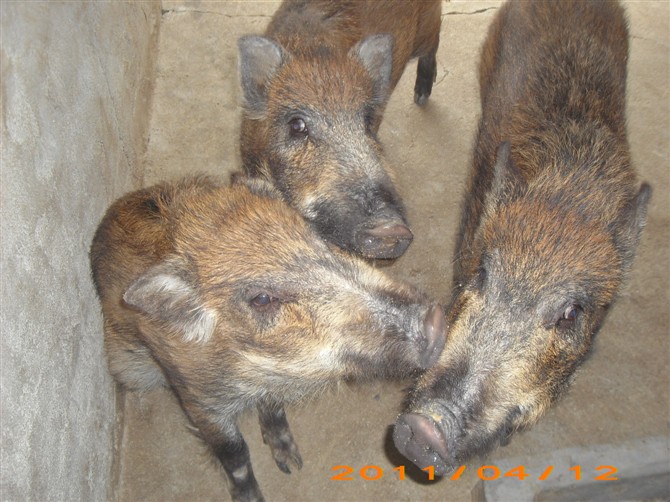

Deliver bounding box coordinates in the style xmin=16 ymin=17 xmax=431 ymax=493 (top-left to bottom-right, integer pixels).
xmin=210 ymin=427 xmax=264 ymax=502
xmin=414 ymin=47 xmax=437 ymax=106
xmin=258 ymin=403 xmax=303 ymax=474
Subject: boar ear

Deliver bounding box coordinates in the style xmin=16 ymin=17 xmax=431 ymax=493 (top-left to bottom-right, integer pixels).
xmin=616 ymin=182 xmax=651 ymax=270
xmin=351 ymin=34 xmax=394 ymax=105
xmin=487 ymin=141 xmax=524 ymax=208
xmin=230 ymin=171 xmax=283 ymax=200
xmin=123 ymin=259 xmax=217 ymax=344
xmin=238 ymin=35 xmax=287 ymax=118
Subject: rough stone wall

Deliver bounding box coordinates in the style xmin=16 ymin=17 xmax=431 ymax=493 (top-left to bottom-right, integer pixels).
xmin=1 ymin=2 xmax=160 ymax=500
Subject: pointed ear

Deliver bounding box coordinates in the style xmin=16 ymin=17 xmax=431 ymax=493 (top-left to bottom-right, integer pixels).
xmin=238 ymin=35 xmax=287 ymax=118
xmin=616 ymin=182 xmax=652 ymax=270
xmin=350 ymin=34 xmax=394 ymax=106
xmin=486 ymin=141 xmax=524 ymax=208
xmin=124 ymin=259 xmax=217 ymax=344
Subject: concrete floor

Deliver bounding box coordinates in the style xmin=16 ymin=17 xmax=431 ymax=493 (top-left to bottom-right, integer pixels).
xmin=117 ymin=1 xmax=669 ymax=501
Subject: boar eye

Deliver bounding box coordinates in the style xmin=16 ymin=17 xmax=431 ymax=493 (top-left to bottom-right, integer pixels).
xmin=288 ymin=117 xmax=308 ymax=137
xmin=556 ymin=304 xmax=581 ymax=330
xmin=250 ymin=293 xmax=279 ymax=309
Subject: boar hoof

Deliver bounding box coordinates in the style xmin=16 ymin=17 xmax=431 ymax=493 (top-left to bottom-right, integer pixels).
xmin=357 ymin=223 xmax=413 ymax=259
xmin=393 ymin=412 xmax=450 ymax=476
xmin=264 ymin=434 xmax=303 ymax=474
xmin=414 ymin=91 xmax=430 ymax=106
xmin=274 ymin=451 xmax=303 ymax=475
xmin=420 ymin=305 xmax=446 ymax=368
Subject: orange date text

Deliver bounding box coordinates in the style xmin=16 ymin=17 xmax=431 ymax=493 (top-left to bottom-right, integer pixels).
xmin=330 ymin=464 xmax=618 ymax=482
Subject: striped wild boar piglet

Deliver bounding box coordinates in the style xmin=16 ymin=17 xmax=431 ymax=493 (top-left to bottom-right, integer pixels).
xmin=238 ymin=0 xmax=442 ymax=259
xmin=393 ymin=0 xmax=651 ymax=476
xmin=90 ymin=175 xmax=446 ymax=502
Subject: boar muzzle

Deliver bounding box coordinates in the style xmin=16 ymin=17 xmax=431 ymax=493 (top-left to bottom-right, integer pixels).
xmin=356 ymin=221 xmax=413 ymax=260
xmin=393 ymin=408 xmax=453 ymax=476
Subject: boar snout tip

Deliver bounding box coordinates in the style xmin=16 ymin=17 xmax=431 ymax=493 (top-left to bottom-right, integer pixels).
xmin=393 ymin=412 xmax=451 ymax=476
xmin=419 ymin=304 xmax=446 ymax=369
xmin=356 ymin=223 xmax=413 ymax=259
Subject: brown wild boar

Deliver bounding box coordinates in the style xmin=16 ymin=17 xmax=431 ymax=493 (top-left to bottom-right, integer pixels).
xmin=90 ymin=175 xmax=446 ymax=501
xmin=238 ymin=0 xmax=442 ymax=259
xmin=393 ymin=0 xmax=651 ymax=475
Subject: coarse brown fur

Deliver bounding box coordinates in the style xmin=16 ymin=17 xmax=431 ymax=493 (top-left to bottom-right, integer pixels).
xmin=238 ymin=0 xmax=441 ymax=259
xmin=90 ymin=175 xmax=446 ymax=501
xmin=264 ymin=0 xmax=442 ymax=98
xmin=393 ymin=0 xmax=651 ymax=476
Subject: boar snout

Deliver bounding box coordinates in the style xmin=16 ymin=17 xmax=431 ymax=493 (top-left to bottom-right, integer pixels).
xmin=356 ymin=222 xmax=413 ymax=260
xmin=308 ymin=182 xmax=411 ymax=259
xmin=393 ymin=411 xmax=452 ymax=476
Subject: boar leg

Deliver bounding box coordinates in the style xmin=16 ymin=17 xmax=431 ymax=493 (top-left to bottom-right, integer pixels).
xmin=414 ymin=47 xmax=437 ymax=106
xmin=257 ymin=403 xmax=303 ymax=474
xmin=209 ymin=426 xmax=264 ymax=502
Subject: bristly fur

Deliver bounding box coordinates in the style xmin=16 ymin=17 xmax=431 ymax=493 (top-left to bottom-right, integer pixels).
xmin=90 ymin=175 xmax=445 ymax=502
xmin=237 ymin=0 xmax=442 ymax=259
xmin=394 ymin=0 xmax=650 ymax=477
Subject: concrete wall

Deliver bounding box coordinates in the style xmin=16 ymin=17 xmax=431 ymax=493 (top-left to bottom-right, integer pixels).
xmin=1 ymin=2 xmax=160 ymax=500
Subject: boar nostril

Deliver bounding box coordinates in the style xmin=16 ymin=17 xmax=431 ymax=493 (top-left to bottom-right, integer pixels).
xmin=419 ymin=305 xmax=446 ymax=368
xmin=356 ymin=223 xmax=413 ymax=259
xmin=393 ymin=413 xmax=450 ymax=471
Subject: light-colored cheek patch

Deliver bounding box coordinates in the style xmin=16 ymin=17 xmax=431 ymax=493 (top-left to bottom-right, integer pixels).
xmin=232 ymin=466 xmax=249 ymax=480
xmin=317 ymin=346 xmax=347 ymax=375
xmin=181 ymin=307 xmax=217 ymax=344
xmin=298 ymin=194 xmax=320 ymax=221
xmin=318 ymin=347 xmax=334 ymax=365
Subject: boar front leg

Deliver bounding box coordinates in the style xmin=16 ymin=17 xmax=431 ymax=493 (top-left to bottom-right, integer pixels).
xmin=257 ymin=403 xmax=303 ymax=474
xmin=208 ymin=425 xmax=264 ymax=502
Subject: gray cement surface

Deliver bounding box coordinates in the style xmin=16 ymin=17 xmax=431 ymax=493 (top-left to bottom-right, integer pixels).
xmin=473 ymin=436 xmax=669 ymax=502
xmin=2 ymin=3 xmax=160 ymax=500
xmin=117 ymin=1 xmax=669 ymax=501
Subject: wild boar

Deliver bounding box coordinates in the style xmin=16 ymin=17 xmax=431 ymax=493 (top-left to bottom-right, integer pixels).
xmin=238 ymin=0 xmax=442 ymax=259
xmin=90 ymin=175 xmax=446 ymax=501
xmin=393 ymin=0 xmax=651 ymax=476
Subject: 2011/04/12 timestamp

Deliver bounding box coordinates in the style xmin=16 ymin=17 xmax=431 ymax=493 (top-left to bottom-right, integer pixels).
xmin=331 ymin=464 xmax=619 ymax=482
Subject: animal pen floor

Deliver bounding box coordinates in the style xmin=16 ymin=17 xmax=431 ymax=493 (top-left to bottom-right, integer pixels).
xmin=116 ymin=2 xmax=669 ymax=501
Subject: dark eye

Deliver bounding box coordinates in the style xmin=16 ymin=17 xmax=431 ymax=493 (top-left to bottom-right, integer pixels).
xmin=288 ymin=117 xmax=308 ymax=137
xmin=556 ymin=304 xmax=581 ymax=330
xmin=250 ymin=293 xmax=279 ymax=309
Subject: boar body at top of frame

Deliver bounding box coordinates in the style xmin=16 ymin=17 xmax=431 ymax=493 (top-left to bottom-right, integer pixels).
xmin=237 ymin=0 xmax=442 ymax=259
